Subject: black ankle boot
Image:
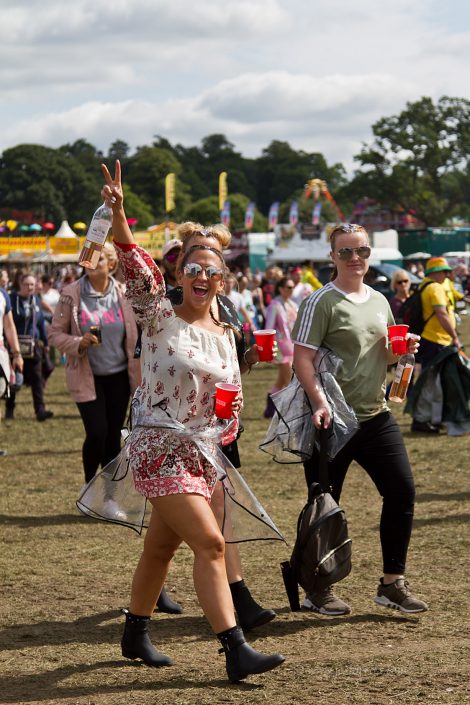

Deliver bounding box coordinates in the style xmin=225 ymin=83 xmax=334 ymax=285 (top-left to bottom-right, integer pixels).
xmin=218 ymin=626 xmax=284 ymax=683
xmin=263 ymin=394 xmax=275 ymax=419
xmin=121 ymin=610 xmax=172 ymax=667
xmin=230 ymin=580 xmax=276 ymax=632
xmin=155 ymin=587 xmax=183 ymax=614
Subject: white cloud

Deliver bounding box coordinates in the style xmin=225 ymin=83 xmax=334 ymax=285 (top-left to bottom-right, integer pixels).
xmin=1 ymin=0 xmax=470 ymax=170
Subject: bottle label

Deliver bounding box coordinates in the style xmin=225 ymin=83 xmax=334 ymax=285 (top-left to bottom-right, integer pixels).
xmin=393 ymin=362 xmax=413 ymax=384
xmin=86 ymin=218 xmax=111 ymax=245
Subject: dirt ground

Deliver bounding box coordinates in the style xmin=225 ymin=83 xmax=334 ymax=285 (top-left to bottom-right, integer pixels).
xmin=1 ymin=317 xmax=469 ymax=705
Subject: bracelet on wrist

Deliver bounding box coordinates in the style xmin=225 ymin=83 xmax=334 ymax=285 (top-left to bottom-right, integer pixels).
xmin=243 ymin=348 xmax=258 ymax=372
xmin=11 ymin=351 xmax=22 ymax=357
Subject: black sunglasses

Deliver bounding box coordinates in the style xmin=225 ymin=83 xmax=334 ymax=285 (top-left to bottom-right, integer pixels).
xmin=397 ymin=279 xmax=409 ymax=284
xmin=183 ymin=263 xmax=224 ymax=280
xmin=336 ymin=246 xmax=371 ymax=261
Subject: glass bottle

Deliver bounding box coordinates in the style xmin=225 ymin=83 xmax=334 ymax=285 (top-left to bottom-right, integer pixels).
xmin=78 ymin=203 xmax=113 ymax=269
xmin=389 ymin=353 xmax=415 ymax=403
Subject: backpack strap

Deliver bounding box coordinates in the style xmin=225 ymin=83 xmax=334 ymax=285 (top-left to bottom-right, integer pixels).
xmin=419 ymin=280 xmax=436 ymax=330
xmin=316 ymin=423 xmax=330 ymax=493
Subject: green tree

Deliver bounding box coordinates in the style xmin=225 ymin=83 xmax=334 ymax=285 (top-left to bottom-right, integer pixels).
xmin=126 ymin=146 xmax=190 ymax=221
xmin=59 ymin=139 xmax=103 ymax=179
xmin=184 ymin=193 xmax=267 ymax=231
xmin=0 ymin=144 xmax=99 ymax=223
xmin=171 ymin=134 xmax=257 ymax=202
xmin=122 ymin=184 xmax=154 ymax=228
xmin=256 ymin=140 xmax=346 ymax=215
xmin=353 ymin=96 xmax=470 ymax=225
xmin=107 ymin=140 xmax=131 ymax=172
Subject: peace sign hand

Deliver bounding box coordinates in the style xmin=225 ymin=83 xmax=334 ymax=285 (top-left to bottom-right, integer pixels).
xmin=101 ymin=160 xmax=123 ymax=210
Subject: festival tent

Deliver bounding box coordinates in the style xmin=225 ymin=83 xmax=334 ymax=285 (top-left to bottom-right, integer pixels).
xmin=267 ymin=227 xmax=331 ymax=264
xmin=404 ymin=252 xmax=431 ymax=260
xmin=55 ymin=220 xmax=77 ymax=238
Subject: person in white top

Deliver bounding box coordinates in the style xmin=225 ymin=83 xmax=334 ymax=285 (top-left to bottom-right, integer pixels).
xmin=100 ymin=161 xmax=284 ymax=683
xmin=290 ymin=267 xmax=313 ymax=307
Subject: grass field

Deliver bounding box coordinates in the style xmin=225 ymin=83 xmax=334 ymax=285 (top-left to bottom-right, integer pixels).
xmin=1 ymin=316 xmax=469 ymax=705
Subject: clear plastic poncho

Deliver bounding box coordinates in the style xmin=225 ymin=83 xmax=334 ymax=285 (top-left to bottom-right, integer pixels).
xmin=259 ymin=347 xmax=359 ymax=463
xmin=77 ymin=405 xmax=284 ymax=544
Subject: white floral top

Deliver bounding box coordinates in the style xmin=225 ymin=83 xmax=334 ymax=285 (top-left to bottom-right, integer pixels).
xmin=115 ymin=243 xmax=241 ymax=500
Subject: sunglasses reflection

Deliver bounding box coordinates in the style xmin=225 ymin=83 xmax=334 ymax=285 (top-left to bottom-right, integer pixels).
xmin=337 ymin=246 xmax=371 ymax=261
xmin=183 ymin=263 xmax=224 ymax=280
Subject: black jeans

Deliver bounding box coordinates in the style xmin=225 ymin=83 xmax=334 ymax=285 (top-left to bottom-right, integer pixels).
xmin=303 ymin=412 xmax=415 ymax=575
xmin=76 ymin=369 xmax=130 ymax=483
xmin=416 ymin=337 xmax=448 ymax=370
xmin=6 ymin=353 xmax=46 ymax=416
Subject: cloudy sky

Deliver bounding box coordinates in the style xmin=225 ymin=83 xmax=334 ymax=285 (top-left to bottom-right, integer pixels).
xmin=2 ymin=0 xmax=470 ymax=170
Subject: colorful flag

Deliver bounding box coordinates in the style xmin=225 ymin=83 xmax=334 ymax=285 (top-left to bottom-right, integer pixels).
xmin=312 ymin=201 xmax=322 ymax=225
xmin=165 ymin=173 xmax=175 ymax=213
xmin=244 ymin=202 xmax=255 ymax=230
xmin=268 ymin=202 xmax=280 ymax=229
xmin=289 ymin=201 xmax=299 ymax=226
xmin=219 ymin=172 xmax=228 ymax=212
xmin=221 ymin=200 xmax=231 ymax=227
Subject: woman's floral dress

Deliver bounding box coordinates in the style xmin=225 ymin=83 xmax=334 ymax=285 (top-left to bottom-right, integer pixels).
xmin=116 ymin=243 xmax=241 ymax=501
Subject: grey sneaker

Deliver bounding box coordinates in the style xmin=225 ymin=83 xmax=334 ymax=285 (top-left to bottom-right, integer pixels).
xmin=302 ymin=586 xmax=351 ymax=616
xmin=374 ymin=578 xmax=428 ymax=614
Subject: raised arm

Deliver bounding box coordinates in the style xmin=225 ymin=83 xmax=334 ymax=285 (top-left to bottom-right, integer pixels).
xmin=101 ymin=161 xmax=134 ymax=246
xmin=101 ymin=161 xmax=166 ymax=327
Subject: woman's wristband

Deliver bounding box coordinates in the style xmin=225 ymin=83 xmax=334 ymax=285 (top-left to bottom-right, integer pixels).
xmin=11 ymin=351 xmax=22 ymax=358
xmin=243 ymin=347 xmax=258 ymax=373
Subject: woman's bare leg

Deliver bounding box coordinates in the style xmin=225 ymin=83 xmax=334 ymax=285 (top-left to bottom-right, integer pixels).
xmin=211 ymin=480 xmax=243 ymax=583
xmin=147 ymin=493 xmax=236 ymax=633
xmin=129 ymin=505 xmax=182 ymax=616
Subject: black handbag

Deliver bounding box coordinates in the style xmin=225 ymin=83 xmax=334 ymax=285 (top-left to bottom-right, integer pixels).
xmin=281 ymin=425 xmax=352 ymax=611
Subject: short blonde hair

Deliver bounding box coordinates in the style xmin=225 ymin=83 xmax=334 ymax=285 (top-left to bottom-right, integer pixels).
xmin=177 ymin=221 xmax=232 ymax=250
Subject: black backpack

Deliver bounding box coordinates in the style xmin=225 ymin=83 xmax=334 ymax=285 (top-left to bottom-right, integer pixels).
xmin=281 ymin=427 xmax=352 ymax=611
xmin=398 ymin=281 xmax=434 ymax=335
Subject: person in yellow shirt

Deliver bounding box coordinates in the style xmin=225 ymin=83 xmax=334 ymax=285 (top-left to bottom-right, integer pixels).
xmin=411 ymin=257 xmax=462 ymax=433
xmin=442 ymin=275 xmax=464 ymax=312
xmin=419 ymin=258 xmax=461 ymax=358
xmin=302 ymin=266 xmax=323 ymax=291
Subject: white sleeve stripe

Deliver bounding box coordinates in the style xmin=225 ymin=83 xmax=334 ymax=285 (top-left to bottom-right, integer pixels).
xmin=294 ymin=341 xmax=318 ymax=350
xmin=295 ymin=284 xmax=333 ymax=343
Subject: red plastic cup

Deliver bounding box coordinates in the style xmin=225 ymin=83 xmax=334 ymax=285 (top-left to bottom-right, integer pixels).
xmin=254 ymin=329 xmax=276 ymax=362
xmin=214 ymin=383 xmax=240 ymax=419
xmin=388 ymin=324 xmax=409 ymax=355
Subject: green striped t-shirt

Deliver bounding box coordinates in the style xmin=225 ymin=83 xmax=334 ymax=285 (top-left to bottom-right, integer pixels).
xmin=292 ymin=283 xmax=395 ymax=421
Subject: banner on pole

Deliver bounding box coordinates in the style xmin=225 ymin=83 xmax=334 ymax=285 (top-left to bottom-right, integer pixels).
xmin=244 ymin=202 xmax=255 ymax=230
xmin=221 ymin=200 xmax=231 ymax=227
xmin=289 ymin=201 xmax=299 ymax=226
xmin=312 ymin=201 xmax=322 ymax=225
xmin=165 ymin=173 xmax=176 ymax=213
xmin=219 ymin=172 xmax=228 ymax=211
xmin=268 ymin=202 xmax=280 ymax=230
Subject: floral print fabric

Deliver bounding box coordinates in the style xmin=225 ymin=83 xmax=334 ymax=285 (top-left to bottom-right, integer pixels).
xmin=115 ymin=244 xmax=241 ymax=500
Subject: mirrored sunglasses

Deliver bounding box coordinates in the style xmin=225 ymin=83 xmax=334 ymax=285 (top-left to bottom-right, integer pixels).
xmin=337 ymin=246 xmax=371 ymax=261
xmin=183 ymin=263 xmax=224 ymax=280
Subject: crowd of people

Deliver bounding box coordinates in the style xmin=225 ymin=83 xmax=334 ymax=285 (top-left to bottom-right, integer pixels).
xmin=1 ymin=164 xmax=470 ymax=682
